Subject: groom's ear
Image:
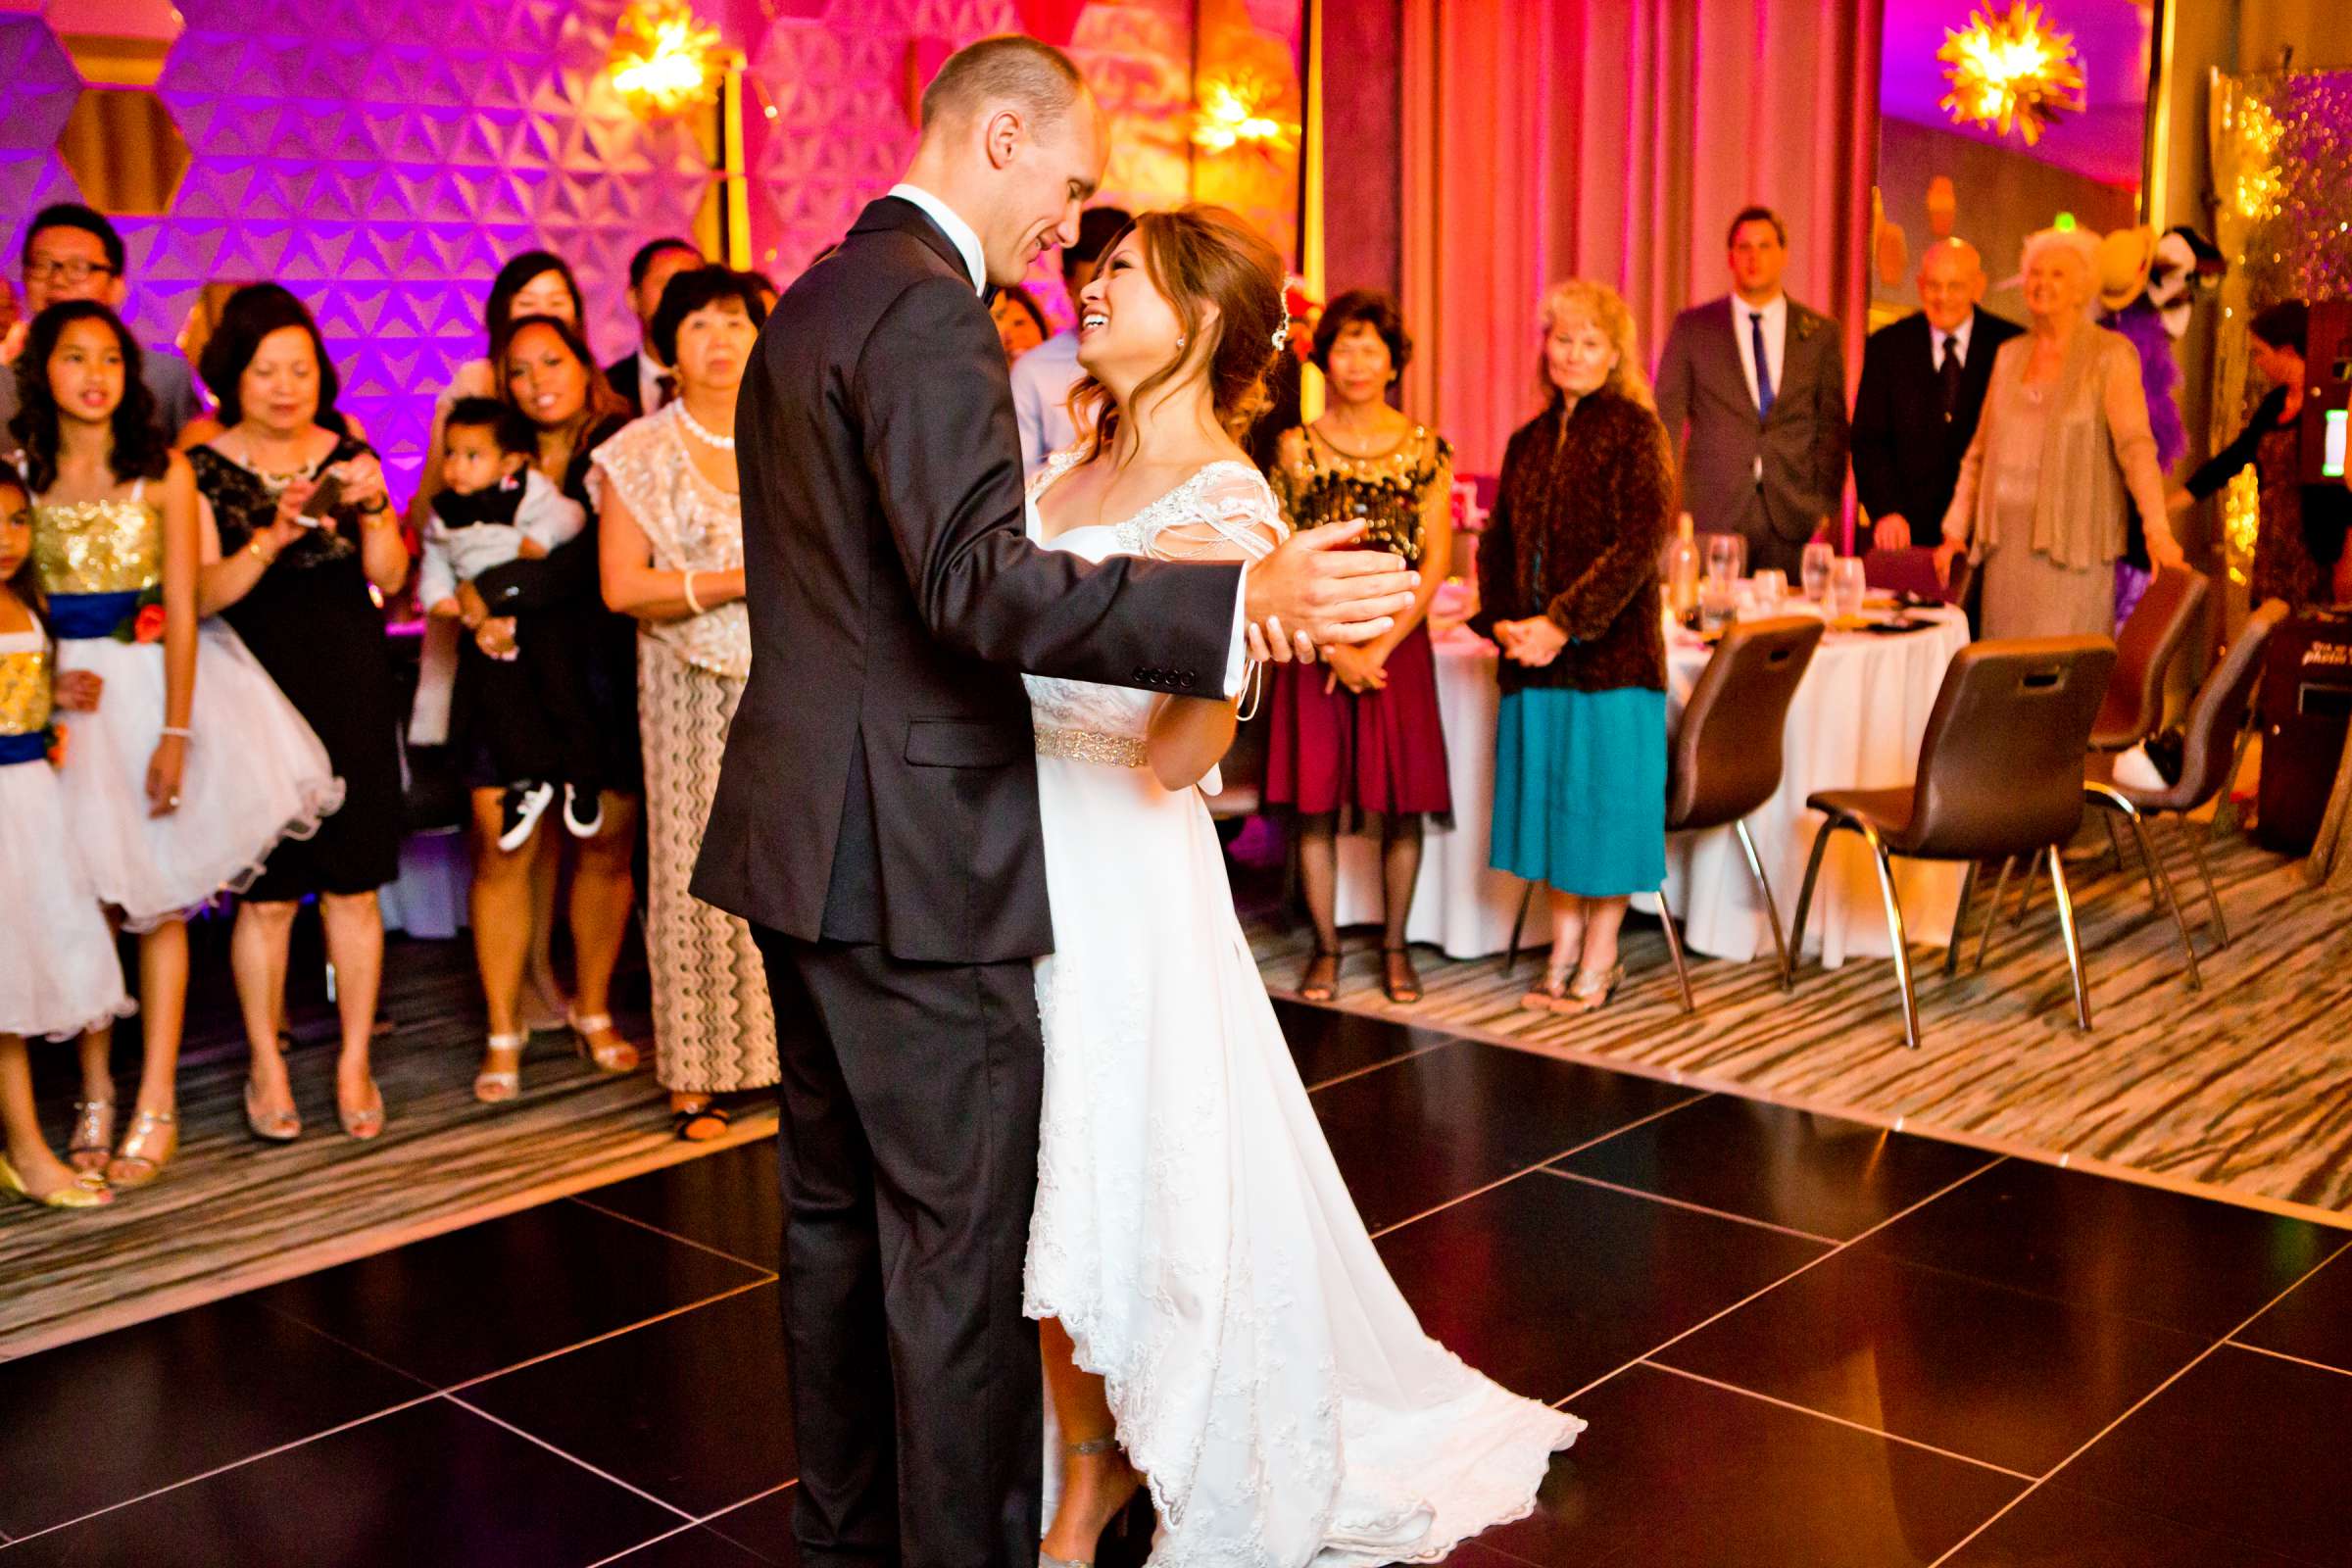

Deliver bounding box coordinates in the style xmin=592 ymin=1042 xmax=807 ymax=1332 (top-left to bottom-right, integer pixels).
xmin=981 ymin=106 xmax=1025 ymax=171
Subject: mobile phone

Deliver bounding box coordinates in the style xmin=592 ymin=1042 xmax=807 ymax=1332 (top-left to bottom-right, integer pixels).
xmin=297 ymin=473 xmax=345 ymax=523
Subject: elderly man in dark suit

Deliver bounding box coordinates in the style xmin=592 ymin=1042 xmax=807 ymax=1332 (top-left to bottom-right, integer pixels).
xmin=692 ymin=36 xmax=1414 ymax=1568
xmin=1851 ymin=237 xmax=2022 ymax=550
xmin=1654 ymin=206 xmax=1849 ymax=575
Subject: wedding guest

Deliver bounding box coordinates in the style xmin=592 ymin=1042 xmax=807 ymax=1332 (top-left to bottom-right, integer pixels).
xmin=1266 ymin=289 xmax=1453 ymax=1006
xmin=1473 ymin=280 xmax=1673 ymax=1014
xmin=604 ymin=236 xmax=703 ymax=417
xmin=1654 ymin=206 xmax=1847 ymax=574
xmin=189 ymin=285 xmax=409 ymax=1144
xmin=1009 ymin=204 xmax=1130 ymax=472
xmin=1851 ymin=238 xmax=2022 ymax=550
xmin=991 ymin=282 xmax=1049 ymax=363
xmin=464 ymin=313 xmax=641 ymax=1102
xmin=408 ymin=249 xmax=589 ymax=531
xmin=2169 ymin=302 xmax=2348 ymax=609
xmin=16 ymin=301 xmax=338 ymax=1186
xmin=422 ymin=397 xmax=599 ymax=848
xmin=595 ymin=267 xmax=777 ymax=1139
xmin=0 ymin=205 xmax=203 ymax=444
xmin=0 ymin=482 xmax=127 ymax=1209
xmin=1935 ymin=228 xmax=2185 ymax=637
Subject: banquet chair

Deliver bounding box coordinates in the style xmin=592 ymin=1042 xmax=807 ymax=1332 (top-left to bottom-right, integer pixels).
xmin=2089 ymin=566 xmax=2209 ymax=751
xmin=2081 ymin=599 xmax=2288 ymax=990
xmin=1504 ymin=617 xmax=1823 ymax=1001
xmin=1787 ymin=637 xmax=2118 ymax=1051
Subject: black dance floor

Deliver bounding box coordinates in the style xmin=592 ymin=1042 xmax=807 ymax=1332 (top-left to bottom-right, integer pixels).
xmin=3 ymin=1003 xmax=2348 ymax=1566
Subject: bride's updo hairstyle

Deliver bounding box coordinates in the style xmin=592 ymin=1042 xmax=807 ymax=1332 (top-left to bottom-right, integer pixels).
xmin=1071 ymin=204 xmax=1288 ymax=466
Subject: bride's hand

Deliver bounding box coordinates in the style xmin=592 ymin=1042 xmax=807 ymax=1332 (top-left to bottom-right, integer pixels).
xmin=1247 ymin=616 xmax=1319 ymax=666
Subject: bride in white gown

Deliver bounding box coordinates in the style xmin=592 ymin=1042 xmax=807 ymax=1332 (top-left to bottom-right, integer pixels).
xmin=1021 ymin=206 xmax=1580 ymax=1568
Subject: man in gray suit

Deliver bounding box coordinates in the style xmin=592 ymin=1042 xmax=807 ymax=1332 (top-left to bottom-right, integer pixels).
xmin=1654 ymin=206 xmax=1848 ymax=575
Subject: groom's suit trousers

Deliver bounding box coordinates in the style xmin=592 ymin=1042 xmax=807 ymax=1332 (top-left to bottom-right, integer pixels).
xmin=755 ymin=925 xmax=1046 ymax=1568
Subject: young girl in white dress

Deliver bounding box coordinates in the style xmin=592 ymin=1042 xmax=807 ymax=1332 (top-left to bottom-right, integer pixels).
xmin=0 ymin=480 xmax=130 ymax=1209
xmin=15 ymin=301 xmax=341 ymax=1188
xmin=1023 ymin=207 xmax=1579 ymax=1568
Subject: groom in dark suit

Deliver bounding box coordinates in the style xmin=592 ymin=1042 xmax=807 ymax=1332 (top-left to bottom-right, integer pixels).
xmin=1850 ymin=237 xmax=2022 ymax=550
xmin=1654 ymin=206 xmax=1849 ymax=575
xmin=693 ymin=36 xmax=1416 ymax=1568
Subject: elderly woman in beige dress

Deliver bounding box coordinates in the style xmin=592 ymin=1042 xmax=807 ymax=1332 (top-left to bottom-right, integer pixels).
xmin=1935 ymin=228 xmax=2185 ymax=637
xmin=595 ymin=268 xmax=776 ymax=1140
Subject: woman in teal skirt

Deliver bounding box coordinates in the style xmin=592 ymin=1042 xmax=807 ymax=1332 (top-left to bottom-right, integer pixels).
xmin=1473 ymin=279 xmax=1674 ymax=1012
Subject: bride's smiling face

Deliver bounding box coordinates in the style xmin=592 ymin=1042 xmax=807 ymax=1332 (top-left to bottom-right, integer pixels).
xmin=1074 ymin=232 xmax=1206 ymax=394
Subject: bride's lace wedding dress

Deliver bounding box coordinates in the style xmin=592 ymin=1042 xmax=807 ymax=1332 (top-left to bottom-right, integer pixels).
xmin=1020 ymin=450 xmax=1581 ymax=1568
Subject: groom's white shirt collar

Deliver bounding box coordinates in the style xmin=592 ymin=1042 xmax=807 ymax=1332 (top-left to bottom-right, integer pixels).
xmin=888 ymin=183 xmax=987 ymax=297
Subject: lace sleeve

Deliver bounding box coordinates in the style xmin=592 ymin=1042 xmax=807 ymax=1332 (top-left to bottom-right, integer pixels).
xmin=1144 ymin=464 xmax=1287 ymax=564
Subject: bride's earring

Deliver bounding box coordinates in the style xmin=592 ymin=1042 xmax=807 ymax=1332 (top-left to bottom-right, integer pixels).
xmin=1175 ymin=334 xmax=1187 ymax=349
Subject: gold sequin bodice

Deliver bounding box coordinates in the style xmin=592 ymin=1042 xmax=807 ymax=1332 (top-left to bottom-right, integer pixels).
xmin=30 ymin=496 xmax=164 ymax=596
xmin=0 ymin=632 xmax=52 ymax=737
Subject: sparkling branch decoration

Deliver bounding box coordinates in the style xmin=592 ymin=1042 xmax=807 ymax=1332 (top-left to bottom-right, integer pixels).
xmin=1191 ymin=69 xmax=1298 ymax=156
xmin=611 ymin=0 xmax=726 ymax=121
xmin=1937 ymin=4 xmax=2085 ymax=147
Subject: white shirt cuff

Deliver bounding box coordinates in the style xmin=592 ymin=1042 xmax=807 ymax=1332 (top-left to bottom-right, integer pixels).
xmin=1223 ymin=565 xmax=1251 ymax=698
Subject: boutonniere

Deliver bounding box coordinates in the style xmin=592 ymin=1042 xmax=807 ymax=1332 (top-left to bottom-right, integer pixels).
xmin=1790 ymin=312 xmax=1822 ymax=342
xmin=111 ymin=584 xmax=166 ymax=644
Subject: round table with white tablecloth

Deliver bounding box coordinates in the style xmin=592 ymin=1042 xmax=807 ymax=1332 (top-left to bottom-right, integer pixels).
xmin=1334 ymin=602 xmax=1973 ymax=967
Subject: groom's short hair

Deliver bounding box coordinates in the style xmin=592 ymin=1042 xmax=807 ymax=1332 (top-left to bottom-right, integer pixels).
xmin=919 ymin=35 xmax=1087 ymax=136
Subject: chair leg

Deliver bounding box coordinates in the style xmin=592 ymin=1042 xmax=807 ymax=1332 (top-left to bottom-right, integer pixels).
xmin=2178 ymin=815 xmax=2230 ymax=947
xmin=1504 ymin=881 xmax=1535 ymax=976
xmin=1861 ymin=827 xmax=1921 ymax=1051
xmin=1977 ymin=856 xmax=2016 ymax=972
xmin=2101 ymin=808 xmax=2127 ymax=873
xmin=1733 ymin=818 xmax=1792 ymax=988
xmin=1943 ymin=858 xmax=1980 ymax=977
xmin=1656 ymin=885 xmax=1696 ymax=1013
xmin=1787 ymin=815 xmax=1839 ymax=993
xmin=2212 ymin=721 xmax=2256 ymax=842
xmin=2046 ymin=845 xmax=2094 ymax=1031
xmin=2011 ymin=847 xmax=2043 ymax=928
xmin=2128 ymin=809 xmax=2203 ymax=992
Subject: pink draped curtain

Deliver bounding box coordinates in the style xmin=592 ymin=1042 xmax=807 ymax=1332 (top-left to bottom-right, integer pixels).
xmin=1398 ymin=0 xmax=1883 ymax=474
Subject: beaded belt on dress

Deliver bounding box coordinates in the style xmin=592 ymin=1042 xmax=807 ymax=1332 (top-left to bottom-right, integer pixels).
xmin=1034 ymin=725 xmax=1146 ymax=768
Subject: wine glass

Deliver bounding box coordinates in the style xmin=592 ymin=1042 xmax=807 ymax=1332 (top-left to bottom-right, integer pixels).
xmin=1829 ymin=557 xmax=1868 ymax=620
xmin=1703 ymin=533 xmax=1743 ymax=589
xmin=1800 ymin=540 xmax=1835 ymax=603
xmin=1751 ymin=568 xmax=1788 ymax=613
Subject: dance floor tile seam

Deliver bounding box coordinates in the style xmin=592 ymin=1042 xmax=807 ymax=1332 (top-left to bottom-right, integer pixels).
xmin=2222 ymin=1335 xmax=2352 ymax=1382
xmin=437 ymin=1275 xmax=781 ymax=1397
xmin=1916 ymin=1249 xmax=2352 ymax=1567
xmin=1538 ymin=1165 xmax=1842 ymax=1246
xmin=0 ymin=1391 xmax=447 ymax=1556
xmin=1635 ymin=1358 xmax=2038 ymax=1480
xmin=1360 ymin=1090 xmax=1712 ymax=1241
xmin=1556 ymin=1154 xmax=2005 ymax=1410
xmin=564 ymin=1193 xmax=787 ymax=1277
xmin=444 ymin=1392 xmax=701 ymax=1522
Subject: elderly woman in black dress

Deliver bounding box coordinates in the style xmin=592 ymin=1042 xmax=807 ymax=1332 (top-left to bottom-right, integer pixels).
xmin=190 ymin=284 xmax=408 ymax=1140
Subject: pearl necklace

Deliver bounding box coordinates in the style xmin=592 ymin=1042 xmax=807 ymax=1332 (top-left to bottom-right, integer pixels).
xmin=674 ymin=403 xmax=735 ymax=452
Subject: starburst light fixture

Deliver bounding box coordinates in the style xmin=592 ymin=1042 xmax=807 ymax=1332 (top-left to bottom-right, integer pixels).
xmin=1937 ymin=3 xmax=2086 ymax=147
xmin=611 ymin=0 xmax=726 ymax=121
xmin=1191 ymin=70 xmax=1298 ymax=155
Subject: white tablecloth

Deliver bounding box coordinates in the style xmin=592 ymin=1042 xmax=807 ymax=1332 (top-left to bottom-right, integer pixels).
xmin=1335 ymin=606 xmax=1973 ymax=967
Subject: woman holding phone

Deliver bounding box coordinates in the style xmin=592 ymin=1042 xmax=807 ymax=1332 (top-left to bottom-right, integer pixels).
xmin=191 ymin=284 xmax=409 ymax=1143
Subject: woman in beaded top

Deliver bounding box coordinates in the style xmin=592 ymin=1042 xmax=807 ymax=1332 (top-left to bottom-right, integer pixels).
xmin=1263 ymin=289 xmax=1455 ymax=1006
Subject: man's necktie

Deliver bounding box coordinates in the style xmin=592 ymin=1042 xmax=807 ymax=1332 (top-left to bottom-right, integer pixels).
xmin=1751 ymin=312 xmax=1775 ymax=417
xmin=1938 ymin=334 xmax=1964 ymax=416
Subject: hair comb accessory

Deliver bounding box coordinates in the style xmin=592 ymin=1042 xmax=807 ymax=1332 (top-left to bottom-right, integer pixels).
xmin=1271 ymin=320 xmax=1290 ymax=352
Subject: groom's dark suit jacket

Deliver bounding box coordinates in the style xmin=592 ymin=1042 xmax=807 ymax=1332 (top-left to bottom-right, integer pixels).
xmin=692 ymin=197 xmax=1240 ymax=963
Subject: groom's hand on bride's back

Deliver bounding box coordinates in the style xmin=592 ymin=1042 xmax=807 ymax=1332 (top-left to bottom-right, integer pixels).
xmin=1244 ymin=520 xmax=1417 ymax=664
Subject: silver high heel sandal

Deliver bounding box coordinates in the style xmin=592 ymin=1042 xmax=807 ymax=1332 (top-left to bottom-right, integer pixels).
xmin=1039 ymin=1438 xmax=1137 ymax=1568
xmin=474 ymin=1032 xmax=527 ymax=1103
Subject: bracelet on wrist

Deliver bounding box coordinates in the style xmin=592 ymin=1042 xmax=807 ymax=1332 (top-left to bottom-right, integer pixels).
xmin=681 ymin=570 xmax=704 ymax=615
xmin=159 ymin=724 xmax=192 ymax=741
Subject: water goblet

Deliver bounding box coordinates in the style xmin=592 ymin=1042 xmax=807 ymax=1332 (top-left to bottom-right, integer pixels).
xmin=1829 ymin=557 xmax=1868 ymax=620
xmin=1800 ymin=540 xmax=1835 ymax=603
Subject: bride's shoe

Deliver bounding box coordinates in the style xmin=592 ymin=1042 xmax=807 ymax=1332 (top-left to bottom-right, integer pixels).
xmin=1039 ymin=1437 xmax=1143 ymax=1568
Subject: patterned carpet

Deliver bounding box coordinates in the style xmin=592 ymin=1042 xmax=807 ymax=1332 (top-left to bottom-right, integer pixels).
xmin=0 ymin=939 xmax=775 ymax=1362
xmin=1249 ymin=827 xmax=2352 ymax=1226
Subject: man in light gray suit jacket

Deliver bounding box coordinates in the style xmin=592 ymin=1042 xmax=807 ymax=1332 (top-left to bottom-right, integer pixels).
xmin=1654 ymin=206 xmax=1848 ymax=575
